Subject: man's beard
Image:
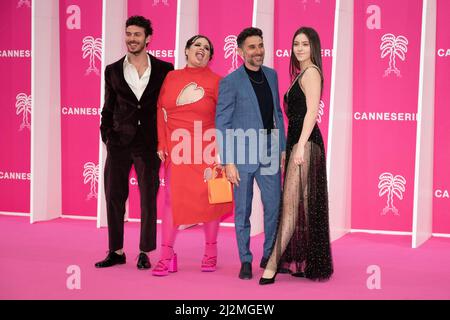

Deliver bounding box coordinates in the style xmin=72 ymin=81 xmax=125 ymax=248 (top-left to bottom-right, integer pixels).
xmin=248 ymin=55 xmax=264 ymax=67
xmin=127 ymin=42 xmax=145 ymax=55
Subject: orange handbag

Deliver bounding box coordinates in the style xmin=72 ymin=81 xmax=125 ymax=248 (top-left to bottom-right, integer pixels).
xmin=207 ymin=166 xmax=233 ymax=204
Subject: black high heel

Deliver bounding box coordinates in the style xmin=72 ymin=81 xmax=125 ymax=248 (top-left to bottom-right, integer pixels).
xmin=259 ymin=272 xmax=277 ymax=285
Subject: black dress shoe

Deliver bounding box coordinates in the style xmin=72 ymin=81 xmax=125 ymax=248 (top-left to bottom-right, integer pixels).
xmin=239 ymin=262 xmax=253 ymax=280
xmin=95 ymin=251 xmax=126 ymax=268
xmin=259 ymin=273 xmax=277 ymax=285
xmin=259 ymin=256 xmax=269 ymax=268
xmin=137 ymin=252 xmax=151 ymax=270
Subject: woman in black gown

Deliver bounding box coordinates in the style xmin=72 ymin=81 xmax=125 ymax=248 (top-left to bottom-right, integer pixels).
xmin=259 ymin=27 xmax=333 ymax=285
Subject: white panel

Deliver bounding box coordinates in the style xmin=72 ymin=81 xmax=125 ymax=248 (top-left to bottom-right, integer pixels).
xmin=30 ymin=0 xmax=62 ymax=223
xmin=327 ymin=0 xmax=353 ymax=241
xmin=351 ymin=229 xmax=412 ymax=236
xmin=0 ymin=212 xmax=30 ymax=217
xmin=97 ymin=0 xmax=127 ymax=228
xmin=253 ymin=0 xmax=274 ymax=68
xmin=412 ymin=0 xmax=436 ymax=248
xmin=175 ymin=0 xmax=198 ymax=69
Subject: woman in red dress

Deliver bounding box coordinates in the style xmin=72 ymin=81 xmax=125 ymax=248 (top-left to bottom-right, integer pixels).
xmin=152 ymin=35 xmax=233 ymax=276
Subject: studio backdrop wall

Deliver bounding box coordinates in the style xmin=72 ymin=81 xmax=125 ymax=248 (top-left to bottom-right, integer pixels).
xmin=1 ymin=0 xmax=448 ymax=245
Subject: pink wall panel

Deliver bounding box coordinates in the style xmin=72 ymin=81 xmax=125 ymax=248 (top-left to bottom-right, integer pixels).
xmin=433 ymin=0 xmax=450 ymax=234
xmin=60 ymin=0 xmax=102 ymax=216
xmin=199 ymin=0 xmax=253 ymax=77
xmin=274 ymin=0 xmax=336 ymax=149
xmin=2 ymin=0 xmax=448 ymax=236
xmin=0 ymin=0 xmax=31 ymax=213
xmin=352 ymin=0 xmax=422 ymax=231
xmin=128 ymin=0 xmax=176 ymax=65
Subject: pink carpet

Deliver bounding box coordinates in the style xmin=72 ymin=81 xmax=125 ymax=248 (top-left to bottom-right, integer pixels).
xmin=1 ymin=215 xmax=449 ymax=300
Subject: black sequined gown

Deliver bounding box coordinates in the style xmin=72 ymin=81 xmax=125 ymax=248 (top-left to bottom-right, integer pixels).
xmin=265 ymin=67 xmax=333 ymax=281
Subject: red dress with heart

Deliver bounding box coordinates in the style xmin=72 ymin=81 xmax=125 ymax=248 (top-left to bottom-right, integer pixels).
xmin=157 ymin=66 xmax=233 ymax=225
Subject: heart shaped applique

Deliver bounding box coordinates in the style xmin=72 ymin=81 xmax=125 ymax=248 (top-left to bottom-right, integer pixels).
xmin=176 ymin=82 xmax=205 ymax=106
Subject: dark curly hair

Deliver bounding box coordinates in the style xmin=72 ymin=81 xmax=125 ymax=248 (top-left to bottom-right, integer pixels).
xmin=125 ymin=15 xmax=153 ymax=37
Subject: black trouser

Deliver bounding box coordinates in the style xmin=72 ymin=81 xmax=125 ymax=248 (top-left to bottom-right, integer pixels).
xmin=104 ymin=133 xmax=160 ymax=252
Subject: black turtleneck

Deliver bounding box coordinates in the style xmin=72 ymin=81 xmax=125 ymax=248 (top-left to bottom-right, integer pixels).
xmin=244 ymin=65 xmax=274 ymax=132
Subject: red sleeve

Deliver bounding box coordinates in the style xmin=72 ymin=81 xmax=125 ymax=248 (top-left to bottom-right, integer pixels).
xmin=213 ymin=75 xmax=222 ymax=104
xmin=157 ymin=77 xmax=169 ymax=152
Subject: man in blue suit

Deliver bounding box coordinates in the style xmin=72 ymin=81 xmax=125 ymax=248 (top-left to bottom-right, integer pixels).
xmin=216 ymin=27 xmax=286 ymax=280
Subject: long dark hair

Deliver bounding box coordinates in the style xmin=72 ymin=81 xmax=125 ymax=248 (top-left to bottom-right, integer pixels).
xmin=289 ymin=27 xmax=323 ymax=91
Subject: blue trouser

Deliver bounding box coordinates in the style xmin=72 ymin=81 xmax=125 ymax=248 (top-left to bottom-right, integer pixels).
xmin=233 ymin=164 xmax=281 ymax=263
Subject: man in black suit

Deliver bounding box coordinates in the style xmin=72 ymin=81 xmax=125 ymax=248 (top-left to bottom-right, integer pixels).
xmin=95 ymin=16 xmax=173 ymax=269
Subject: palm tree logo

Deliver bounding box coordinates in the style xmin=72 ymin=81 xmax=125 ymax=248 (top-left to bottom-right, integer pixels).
xmin=82 ymin=36 xmax=102 ymax=76
xmin=83 ymin=162 xmax=99 ymax=200
xmin=224 ymin=35 xmax=240 ymax=74
xmin=15 ymin=93 xmax=31 ymax=131
xmin=380 ymin=33 xmax=408 ymax=77
xmin=17 ymin=0 xmax=31 ymax=8
xmin=153 ymin=0 xmax=169 ymax=5
xmin=317 ymin=100 xmax=325 ymax=123
xmin=378 ymin=172 xmax=406 ymax=215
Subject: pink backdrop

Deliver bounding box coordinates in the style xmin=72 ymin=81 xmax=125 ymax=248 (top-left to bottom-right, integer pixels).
xmin=60 ymin=0 xmax=102 ymax=216
xmin=1 ymin=1 xmax=449 ymax=236
xmin=432 ymin=0 xmax=450 ymax=234
xmin=274 ymin=0 xmax=335 ymax=150
xmin=352 ymin=0 xmax=422 ymax=231
xmin=127 ymin=0 xmax=177 ymax=220
xmin=128 ymin=0 xmax=176 ymax=65
xmin=199 ymin=0 xmax=254 ymax=223
xmin=199 ymin=0 xmax=253 ymax=76
xmin=0 ymin=0 xmax=31 ymax=214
